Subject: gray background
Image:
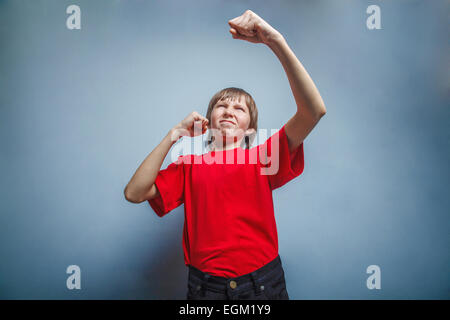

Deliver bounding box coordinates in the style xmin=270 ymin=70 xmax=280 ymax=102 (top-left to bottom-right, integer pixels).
xmin=0 ymin=0 xmax=448 ymax=299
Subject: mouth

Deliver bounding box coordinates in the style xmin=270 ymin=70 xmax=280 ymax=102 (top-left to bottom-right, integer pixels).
xmin=220 ymin=120 xmax=235 ymax=125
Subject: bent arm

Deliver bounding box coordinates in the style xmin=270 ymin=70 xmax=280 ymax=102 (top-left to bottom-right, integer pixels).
xmin=124 ymin=128 xmax=179 ymax=203
xmin=125 ymin=111 xmax=209 ymax=203
xmin=267 ymin=35 xmax=327 ymax=152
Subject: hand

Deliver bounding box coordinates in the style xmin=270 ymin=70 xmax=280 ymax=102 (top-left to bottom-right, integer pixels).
xmin=228 ymin=10 xmax=283 ymax=46
xmin=172 ymin=111 xmax=209 ymax=141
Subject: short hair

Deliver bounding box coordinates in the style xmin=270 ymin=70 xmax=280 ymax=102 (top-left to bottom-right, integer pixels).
xmin=205 ymin=87 xmax=258 ymax=150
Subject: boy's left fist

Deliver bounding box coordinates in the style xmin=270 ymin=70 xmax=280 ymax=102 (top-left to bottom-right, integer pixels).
xmin=228 ymin=10 xmax=282 ymax=46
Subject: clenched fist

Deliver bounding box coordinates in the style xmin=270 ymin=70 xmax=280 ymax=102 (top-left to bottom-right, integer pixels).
xmin=228 ymin=10 xmax=283 ymax=46
xmin=171 ymin=111 xmax=209 ymax=141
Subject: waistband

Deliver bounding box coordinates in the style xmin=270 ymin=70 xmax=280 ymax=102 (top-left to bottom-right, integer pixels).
xmin=188 ymin=255 xmax=282 ymax=294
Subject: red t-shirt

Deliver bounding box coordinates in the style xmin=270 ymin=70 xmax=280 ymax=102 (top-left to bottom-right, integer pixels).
xmin=148 ymin=125 xmax=304 ymax=278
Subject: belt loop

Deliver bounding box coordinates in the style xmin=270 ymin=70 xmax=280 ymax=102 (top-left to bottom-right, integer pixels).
xmin=250 ymin=271 xmax=262 ymax=295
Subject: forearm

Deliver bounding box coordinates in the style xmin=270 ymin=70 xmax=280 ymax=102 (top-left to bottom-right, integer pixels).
xmin=124 ymin=128 xmax=179 ymax=203
xmin=268 ymin=35 xmax=326 ymax=118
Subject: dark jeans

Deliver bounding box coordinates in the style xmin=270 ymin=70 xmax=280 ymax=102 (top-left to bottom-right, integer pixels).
xmin=186 ymin=255 xmax=289 ymax=300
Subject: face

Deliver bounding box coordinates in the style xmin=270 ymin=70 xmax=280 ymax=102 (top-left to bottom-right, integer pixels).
xmin=210 ymin=95 xmax=254 ymax=145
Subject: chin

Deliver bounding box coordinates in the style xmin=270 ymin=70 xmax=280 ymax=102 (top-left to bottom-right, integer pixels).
xmin=219 ymin=127 xmax=234 ymax=135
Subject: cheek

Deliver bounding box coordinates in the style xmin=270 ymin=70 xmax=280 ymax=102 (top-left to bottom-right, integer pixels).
xmin=238 ymin=114 xmax=251 ymax=128
xmin=210 ymin=110 xmax=221 ymax=125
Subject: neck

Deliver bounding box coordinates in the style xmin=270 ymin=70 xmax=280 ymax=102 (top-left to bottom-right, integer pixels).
xmin=210 ymin=138 xmax=243 ymax=152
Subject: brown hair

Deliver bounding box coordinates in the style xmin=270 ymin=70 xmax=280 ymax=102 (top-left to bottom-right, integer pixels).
xmin=205 ymin=87 xmax=258 ymax=150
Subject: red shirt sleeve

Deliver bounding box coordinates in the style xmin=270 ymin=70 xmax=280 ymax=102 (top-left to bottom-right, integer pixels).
xmin=258 ymin=125 xmax=305 ymax=190
xmin=148 ymin=156 xmax=185 ymax=217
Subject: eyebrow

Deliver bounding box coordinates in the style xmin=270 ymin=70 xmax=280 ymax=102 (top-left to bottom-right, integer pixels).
xmin=217 ymin=100 xmax=246 ymax=108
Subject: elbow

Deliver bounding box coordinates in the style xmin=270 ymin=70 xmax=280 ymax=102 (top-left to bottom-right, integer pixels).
xmin=124 ymin=188 xmax=134 ymax=203
xmin=301 ymin=103 xmax=326 ymax=121
xmin=124 ymin=187 xmax=142 ymax=204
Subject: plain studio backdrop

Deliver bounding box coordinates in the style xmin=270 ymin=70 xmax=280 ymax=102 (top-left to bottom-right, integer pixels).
xmin=0 ymin=0 xmax=448 ymax=299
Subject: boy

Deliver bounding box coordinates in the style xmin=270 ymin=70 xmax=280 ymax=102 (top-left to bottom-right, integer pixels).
xmin=124 ymin=10 xmax=326 ymax=300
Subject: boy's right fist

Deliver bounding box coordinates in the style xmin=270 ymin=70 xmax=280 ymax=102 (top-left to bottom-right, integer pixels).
xmin=171 ymin=111 xmax=209 ymax=141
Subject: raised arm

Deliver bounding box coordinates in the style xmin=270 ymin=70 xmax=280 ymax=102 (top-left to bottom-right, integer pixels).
xmin=228 ymin=10 xmax=327 ymax=152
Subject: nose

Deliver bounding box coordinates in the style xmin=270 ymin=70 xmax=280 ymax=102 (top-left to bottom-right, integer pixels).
xmin=223 ymin=106 xmax=235 ymax=117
